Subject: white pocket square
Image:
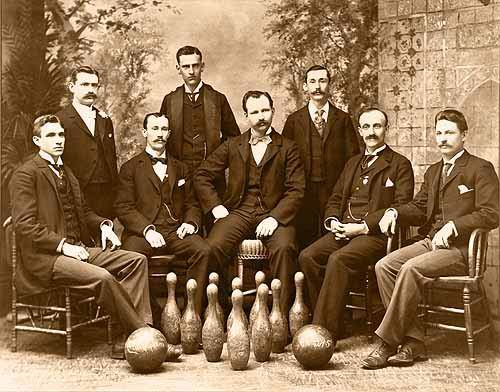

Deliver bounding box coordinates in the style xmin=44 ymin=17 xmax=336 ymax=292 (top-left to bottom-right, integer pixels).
xmin=458 ymin=184 xmax=474 ymax=194
xmin=177 ymin=179 xmax=186 ymax=187
xmin=385 ymin=178 xmax=394 ymax=187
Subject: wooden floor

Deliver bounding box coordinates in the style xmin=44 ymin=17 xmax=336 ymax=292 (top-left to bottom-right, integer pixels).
xmin=1 ymin=316 xmax=499 ymax=391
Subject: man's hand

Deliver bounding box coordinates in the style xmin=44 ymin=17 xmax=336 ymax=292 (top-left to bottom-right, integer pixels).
xmin=101 ymin=224 xmax=121 ymax=251
xmin=145 ymin=229 xmax=166 ymax=248
xmin=334 ymin=223 xmax=366 ymax=240
xmin=432 ymin=222 xmax=455 ymax=250
xmin=326 ymin=219 xmax=343 ymax=234
xmin=379 ymin=209 xmax=397 ymax=236
xmin=177 ymin=223 xmax=196 ymax=239
xmin=255 ymin=217 xmax=279 ymax=238
xmin=212 ymin=205 xmax=229 ymax=221
xmin=62 ymin=243 xmax=90 ymax=261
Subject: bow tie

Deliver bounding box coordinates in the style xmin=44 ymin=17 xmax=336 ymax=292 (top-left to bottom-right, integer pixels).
xmin=249 ymin=134 xmax=272 ymax=146
xmin=146 ymin=153 xmax=167 ymax=165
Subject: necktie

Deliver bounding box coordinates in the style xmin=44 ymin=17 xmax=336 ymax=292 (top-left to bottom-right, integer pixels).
xmin=249 ymin=135 xmax=272 ymax=146
xmin=442 ymin=162 xmax=452 ymax=178
xmin=146 ymin=153 xmax=167 ymax=165
xmin=314 ymin=109 xmax=326 ymax=136
xmin=361 ymin=154 xmax=376 ymax=170
xmin=186 ymin=92 xmax=197 ymax=103
xmin=49 ymin=163 xmax=64 ymax=178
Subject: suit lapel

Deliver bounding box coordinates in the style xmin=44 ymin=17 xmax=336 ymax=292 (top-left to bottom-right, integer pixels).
xmin=442 ymin=151 xmax=469 ymax=190
xmin=67 ymin=104 xmax=94 ymax=138
xmin=427 ymin=163 xmax=442 ymax=219
xmin=203 ymin=85 xmax=220 ymax=153
xmin=343 ymin=155 xmax=363 ymax=201
xmin=94 ymin=110 xmax=105 ymax=142
xmin=140 ymin=152 xmax=161 ymax=192
xmin=35 ymin=156 xmax=63 ymax=210
xmin=297 ymin=107 xmax=312 ymax=175
xmin=167 ymin=157 xmax=178 ymax=198
xmin=238 ymin=132 xmax=251 ymax=163
xmin=259 ymin=130 xmax=282 ymax=168
xmin=322 ymin=102 xmax=336 ymax=144
xmin=171 ymin=87 xmax=184 ymax=157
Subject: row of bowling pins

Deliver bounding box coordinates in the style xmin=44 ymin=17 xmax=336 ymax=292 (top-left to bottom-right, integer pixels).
xmin=160 ymin=271 xmax=311 ymax=370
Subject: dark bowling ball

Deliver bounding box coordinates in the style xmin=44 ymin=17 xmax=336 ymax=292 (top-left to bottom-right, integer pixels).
xmin=292 ymin=325 xmax=335 ymax=369
xmin=125 ymin=327 xmax=167 ymax=373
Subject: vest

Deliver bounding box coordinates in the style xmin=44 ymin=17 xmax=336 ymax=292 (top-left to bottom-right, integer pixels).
xmin=89 ymin=122 xmax=112 ymax=183
xmin=428 ymin=175 xmax=447 ymax=238
xmin=182 ymin=89 xmax=207 ymax=169
xmin=54 ymin=170 xmax=81 ymax=243
xmin=152 ymin=176 xmax=179 ymax=229
xmin=238 ymin=153 xmax=266 ymax=214
xmin=309 ymin=117 xmax=324 ymax=182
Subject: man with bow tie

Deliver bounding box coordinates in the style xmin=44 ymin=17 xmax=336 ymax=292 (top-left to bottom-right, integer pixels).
xmin=195 ymin=91 xmax=305 ymax=312
xmin=362 ymin=109 xmax=499 ymax=369
xmin=283 ymin=65 xmax=360 ymax=249
xmin=114 ymin=113 xmax=213 ymax=316
xmin=56 ymin=66 xmax=118 ymax=222
xmin=10 ymin=115 xmax=153 ymax=359
xmin=299 ymin=107 xmax=414 ymax=347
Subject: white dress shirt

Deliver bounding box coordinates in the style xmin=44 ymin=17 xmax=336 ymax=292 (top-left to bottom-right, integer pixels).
xmin=308 ymin=100 xmax=329 ymax=123
xmin=72 ymin=100 xmax=96 ymax=136
xmin=250 ymin=128 xmax=272 ymax=166
xmin=442 ymin=149 xmax=465 ymax=176
xmin=363 ymin=144 xmax=387 ymax=168
xmin=39 ymin=151 xmax=63 ymax=177
xmin=145 ymin=146 xmax=168 ymax=181
xmin=184 ymin=81 xmax=204 ymax=103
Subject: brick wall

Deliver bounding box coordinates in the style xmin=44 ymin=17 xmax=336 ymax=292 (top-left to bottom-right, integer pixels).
xmin=378 ymin=0 xmax=500 ymax=331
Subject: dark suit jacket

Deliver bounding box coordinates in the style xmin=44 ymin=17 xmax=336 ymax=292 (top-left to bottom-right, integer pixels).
xmin=10 ymin=155 xmax=103 ymax=284
xmin=282 ymin=103 xmax=360 ymax=196
xmin=56 ymin=104 xmax=118 ymax=189
xmin=194 ymin=130 xmax=305 ymax=226
xmin=396 ymin=150 xmax=499 ymax=255
xmin=114 ymin=151 xmax=201 ymax=238
xmin=324 ymin=146 xmax=415 ymax=233
xmin=159 ymin=83 xmax=240 ymax=160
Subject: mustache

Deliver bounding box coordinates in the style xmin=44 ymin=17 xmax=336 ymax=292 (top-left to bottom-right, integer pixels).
xmin=439 ymin=143 xmax=451 ymax=148
xmin=365 ymin=135 xmax=379 ymax=140
xmin=257 ymin=120 xmax=269 ymax=126
xmin=154 ymin=138 xmax=166 ymax=142
xmin=84 ymin=93 xmax=97 ymax=98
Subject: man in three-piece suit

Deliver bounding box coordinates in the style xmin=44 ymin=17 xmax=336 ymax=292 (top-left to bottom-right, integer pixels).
xmin=283 ymin=65 xmax=360 ymax=249
xmin=56 ymin=65 xmax=118 ymax=221
xmin=114 ymin=113 xmax=213 ymax=315
xmin=362 ymin=109 xmax=500 ymax=369
xmin=10 ymin=115 xmax=152 ymax=359
xmin=159 ymin=45 xmax=240 ymax=178
xmin=299 ymin=108 xmax=414 ymax=344
xmin=194 ymin=91 xmax=305 ymax=312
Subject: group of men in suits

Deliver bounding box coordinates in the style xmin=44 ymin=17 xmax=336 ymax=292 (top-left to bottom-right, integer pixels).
xmin=8 ymin=44 xmax=499 ymax=367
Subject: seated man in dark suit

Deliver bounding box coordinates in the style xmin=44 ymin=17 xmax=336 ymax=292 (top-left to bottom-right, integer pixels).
xmin=299 ymin=107 xmax=414 ymax=345
xmin=10 ymin=115 xmax=152 ymax=359
xmin=362 ymin=109 xmax=499 ymax=369
xmin=115 ymin=113 xmax=213 ymax=316
xmin=194 ymin=91 xmax=305 ymax=313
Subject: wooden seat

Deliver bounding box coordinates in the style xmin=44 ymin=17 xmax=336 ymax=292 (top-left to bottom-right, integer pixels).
xmin=4 ymin=217 xmax=112 ymax=359
xmin=421 ymin=228 xmax=491 ymax=363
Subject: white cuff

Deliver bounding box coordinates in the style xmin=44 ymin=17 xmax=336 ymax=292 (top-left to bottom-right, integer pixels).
xmin=362 ymin=221 xmax=369 ymax=235
xmin=56 ymin=238 xmax=66 ymax=253
xmin=100 ymin=219 xmax=113 ymax=229
xmin=143 ymin=224 xmax=156 ymax=237
xmin=324 ymin=216 xmax=339 ymax=231
xmin=386 ymin=208 xmax=398 ymax=219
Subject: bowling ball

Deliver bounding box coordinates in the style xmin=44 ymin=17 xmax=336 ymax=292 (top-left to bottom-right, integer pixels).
xmin=292 ymin=325 xmax=335 ymax=369
xmin=125 ymin=327 xmax=167 ymax=373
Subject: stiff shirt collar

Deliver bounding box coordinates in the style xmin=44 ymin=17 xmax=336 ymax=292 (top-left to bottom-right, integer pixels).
xmin=145 ymin=146 xmax=167 ymax=159
xmin=443 ymin=149 xmax=465 ymax=165
xmin=308 ymin=100 xmax=329 ymax=121
xmin=39 ymin=150 xmax=63 ymax=166
xmin=364 ymin=144 xmax=387 ymax=156
xmin=72 ymin=100 xmax=95 ymax=117
xmin=184 ymin=80 xmax=203 ymax=94
xmin=250 ymin=127 xmax=273 ymax=138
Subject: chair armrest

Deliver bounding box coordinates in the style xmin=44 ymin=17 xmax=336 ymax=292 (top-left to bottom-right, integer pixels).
xmin=3 ymin=216 xmax=12 ymax=228
xmin=467 ymin=228 xmax=489 ymax=278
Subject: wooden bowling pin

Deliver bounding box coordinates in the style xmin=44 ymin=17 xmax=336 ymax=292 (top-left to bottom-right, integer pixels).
xmin=180 ymin=279 xmax=202 ymax=354
xmin=204 ymin=272 xmax=225 ymax=327
xmin=202 ymin=284 xmax=224 ymax=362
xmin=251 ymin=283 xmax=272 ymax=362
xmin=269 ymin=278 xmax=288 ymax=353
xmin=227 ymin=277 xmax=248 ymax=331
xmin=289 ymin=271 xmax=311 ymax=338
xmin=161 ymin=272 xmax=181 ymax=345
xmin=227 ymin=289 xmax=250 ymax=370
xmin=248 ymin=271 xmax=266 ymax=334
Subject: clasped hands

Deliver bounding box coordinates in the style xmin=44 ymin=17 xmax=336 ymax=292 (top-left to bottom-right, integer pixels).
xmin=328 ymin=219 xmax=367 ymax=240
xmin=212 ymin=204 xmax=278 ymax=238
xmin=62 ymin=223 xmax=121 ymax=261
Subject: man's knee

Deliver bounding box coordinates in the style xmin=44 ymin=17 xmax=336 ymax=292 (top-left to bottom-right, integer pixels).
xmin=375 ymin=255 xmax=390 ymax=277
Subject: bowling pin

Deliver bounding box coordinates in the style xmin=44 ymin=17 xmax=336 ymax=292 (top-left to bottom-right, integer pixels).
xmin=227 ymin=276 xmax=248 ymax=331
xmin=204 ymin=272 xmax=225 ymax=327
xmin=161 ymin=272 xmax=181 ymax=345
xmin=202 ymin=284 xmax=224 ymax=362
xmin=227 ymin=289 xmax=250 ymax=370
xmin=248 ymin=271 xmax=266 ymax=334
xmin=269 ymin=278 xmax=288 ymax=353
xmin=289 ymin=271 xmax=311 ymax=337
xmin=251 ymin=283 xmax=272 ymax=362
xmin=180 ymin=279 xmax=202 ymax=354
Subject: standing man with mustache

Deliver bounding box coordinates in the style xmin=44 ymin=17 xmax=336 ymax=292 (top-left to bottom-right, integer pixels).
xmin=362 ymin=109 xmax=499 ymax=369
xmin=114 ymin=113 xmax=213 ymax=318
xmin=56 ymin=66 xmax=118 ymax=222
xmin=195 ymin=91 xmax=305 ymax=313
xmin=283 ymin=65 xmax=360 ymax=249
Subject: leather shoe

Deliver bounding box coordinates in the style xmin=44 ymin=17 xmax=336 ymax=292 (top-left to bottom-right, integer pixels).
xmin=387 ymin=339 xmax=428 ymax=366
xmin=110 ymin=334 xmax=126 ymax=360
xmin=361 ymin=340 xmax=397 ymax=369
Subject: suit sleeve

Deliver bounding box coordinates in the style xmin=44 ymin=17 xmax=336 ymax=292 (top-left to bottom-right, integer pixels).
xmin=397 ymin=168 xmax=431 ymax=225
xmin=159 ymin=94 xmax=169 ymax=116
xmin=344 ymin=115 xmax=360 ymax=159
xmin=220 ymin=94 xmax=240 ymax=139
xmin=453 ymin=161 xmax=499 ymax=233
xmin=268 ymin=142 xmax=305 ymax=225
xmin=114 ymin=161 xmax=152 ymax=236
xmin=10 ymin=166 xmax=64 ymax=251
xmin=194 ymin=141 xmax=230 ymax=214
xmin=323 ymin=163 xmax=348 ymax=221
xmin=281 ymin=116 xmax=295 ymax=139
xmin=181 ymin=162 xmax=202 ymax=228
xmin=364 ymin=157 xmax=415 ymax=232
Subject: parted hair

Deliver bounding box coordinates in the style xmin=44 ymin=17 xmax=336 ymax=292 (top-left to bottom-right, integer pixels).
xmin=70 ymin=65 xmax=99 ymax=84
xmin=435 ymin=109 xmax=468 ymax=132
xmin=304 ymin=65 xmax=331 ymax=83
xmin=242 ymin=90 xmax=274 ymax=113
xmin=33 ymin=114 xmax=61 ymax=137
xmin=176 ymin=46 xmax=203 ymax=63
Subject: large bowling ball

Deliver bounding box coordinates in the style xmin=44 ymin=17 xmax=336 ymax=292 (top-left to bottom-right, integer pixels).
xmin=292 ymin=325 xmax=335 ymax=369
xmin=125 ymin=327 xmax=167 ymax=373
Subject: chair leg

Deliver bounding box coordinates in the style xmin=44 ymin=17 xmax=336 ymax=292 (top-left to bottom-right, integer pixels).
xmin=463 ymin=284 xmax=475 ymax=364
xmin=365 ymin=270 xmax=373 ymax=343
xmin=107 ymin=317 xmax=113 ymax=345
xmin=65 ymin=288 xmax=73 ymax=359
xmin=422 ymin=285 xmax=430 ymax=336
xmin=237 ymin=257 xmax=244 ymax=282
xmin=11 ymin=301 xmax=17 ymax=353
xmin=478 ymin=283 xmax=494 ymax=341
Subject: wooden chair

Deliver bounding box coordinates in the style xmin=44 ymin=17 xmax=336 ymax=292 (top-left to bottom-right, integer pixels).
xmin=4 ymin=217 xmax=112 ymax=359
xmin=346 ymin=226 xmax=409 ymax=342
xmin=421 ymin=228 xmax=491 ymax=363
xmin=236 ymin=239 xmax=269 ymax=296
